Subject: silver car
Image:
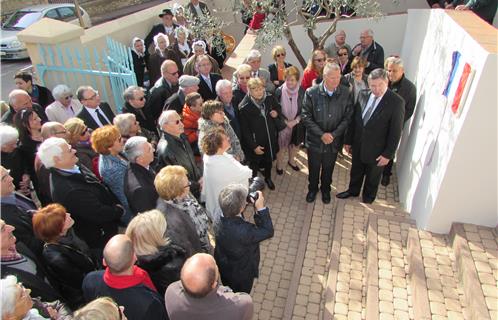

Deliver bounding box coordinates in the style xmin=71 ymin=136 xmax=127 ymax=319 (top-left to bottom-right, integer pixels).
xmin=1 ymin=4 xmax=92 ymax=60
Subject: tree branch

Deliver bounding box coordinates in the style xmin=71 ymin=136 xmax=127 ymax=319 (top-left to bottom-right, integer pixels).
xmin=283 ymin=25 xmax=307 ymax=68
xmin=318 ymin=15 xmax=340 ymax=49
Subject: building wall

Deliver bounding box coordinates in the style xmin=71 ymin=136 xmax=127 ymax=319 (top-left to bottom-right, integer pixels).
xmin=397 ymin=9 xmax=497 ymax=232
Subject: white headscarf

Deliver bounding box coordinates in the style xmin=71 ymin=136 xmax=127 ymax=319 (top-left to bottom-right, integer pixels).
xmin=131 ymin=37 xmax=145 ymax=58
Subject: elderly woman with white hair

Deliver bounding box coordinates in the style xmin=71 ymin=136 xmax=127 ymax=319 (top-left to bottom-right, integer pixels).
xmin=231 ymin=49 xmax=275 ymax=93
xmin=131 ymin=37 xmax=150 ymax=88
xmin=1 ymin=275 xmax=71 ymax=320
xmin=123 ymin=136 xmax=159 ymax=215
xmin=112 ymin=113 xmax=141 ymax=145
xmin=0 ymin=124 xmax=30 ymax=193
xmin=44 ymin=85 xmax=83 ymax=124
xmin=148 ymin=33 xmax=182 ymax=84
xmin=182 ymin=40 xmax=220 ymax=76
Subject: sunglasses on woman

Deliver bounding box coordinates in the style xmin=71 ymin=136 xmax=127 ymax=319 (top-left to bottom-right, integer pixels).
xmin=80 ymin=127 xmax=89 ymax=136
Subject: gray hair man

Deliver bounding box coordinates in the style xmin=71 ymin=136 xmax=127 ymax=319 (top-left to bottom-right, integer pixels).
xmin=164 ymin=75 xmax=200 ymax=114
xmin=337 ymin=68 xmax=405 ymax=203
xmin=156 ymin=110 xmax=202 ymax=199
xmin=351 ymin=29 xmax=385 ymax=74
xmin=122 ymin=86 xmax=158 ymax=144
xmin=301 ymin=62 xmax=353 ymax=204
xmin=166 ymin=253 xmax=254 ymax=320
xmin=1 ymin=89 xmax=47 ymax=124
xmin=381 ymin=56 xmax=417 ymax=186
xmin=146 ymin=59 xmax=180 ymax=121
xmin=232 ymin=49 xmax=275 ymax=93
xmin=123 ymin=136 xmax=158 ymax=214
xmin=75 ymin=85 xmax=116 ymax=130
xmin=45 ymin=84 xmax=83 ymax=123
xmin=214 ymin=183 xmax=273 ymax=294
xmin=215 ymin=79 xmax=241 ymax=139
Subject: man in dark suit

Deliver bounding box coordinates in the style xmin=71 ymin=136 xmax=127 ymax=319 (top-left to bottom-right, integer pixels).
xmin=351 ymin=29 xmax=384 ymax=74
xmin=144 ymin=9 xmax=178 ymax=52
xmin=123 ymin=136 xmax=158 ymax=215
xmin=336 ymin=68 xmax=405 ymax=204
xmin=1 ymin=89 xmax=48 ymax=124
xmin=122 ymin=86 xmax=159 ymax=145
xmin=196 ymin=55 xmax=222 ymax=101
xmin=38 ymin=137 xmax=123 ymax=250
xmin=186 ymin=0 xmax=210 ymax=19
xmin=75 ymin=86 xmax=115 ymax=130
xmin=214 ymin=184 xmax=273 ymax=294
xmin=164 ymin=75 xmax=200 ymax=114
xmin=381 ymin=57 xmax=417 ymax=186
xmin=146 ymin=60 xmax=180 ymax=121
xmin=216 ymin=79 xmax=242 ymax=140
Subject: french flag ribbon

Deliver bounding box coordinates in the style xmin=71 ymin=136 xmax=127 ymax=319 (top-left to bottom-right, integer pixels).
xmin=443 ymin=51 xmax=461 ymax=97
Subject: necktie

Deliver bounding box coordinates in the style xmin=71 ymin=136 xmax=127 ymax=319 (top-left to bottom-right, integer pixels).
xmin=206 ymin=76 xmax=213 ymax=92
xmin=95 ymin=108 xmax=110 ymax=126
xmin=252 ymin=71 xmax=257 ymax=78
xmin=362 ymin=96 xmax=378 ymax=125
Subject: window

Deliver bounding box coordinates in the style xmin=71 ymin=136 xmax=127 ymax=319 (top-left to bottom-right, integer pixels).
xmin=44 ymin=9 xmax=59 ymax=20
xmin=57 ymin=7 xmax=76 ymax=22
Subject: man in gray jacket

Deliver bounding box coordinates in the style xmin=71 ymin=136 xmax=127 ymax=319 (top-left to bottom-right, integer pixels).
xmin=302 ymin=62 xmax=353 ymax=204
xmin=165 ymin=253 xmax=254 ymax=320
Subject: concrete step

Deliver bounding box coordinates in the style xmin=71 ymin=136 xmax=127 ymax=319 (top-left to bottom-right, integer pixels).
xmin=407 ymin=228 xmax=469 ymax=319
xmin=449 ymin=223 xmax=498 ymax=320
xmin=363 ymin=212 xmax=416 ymax=320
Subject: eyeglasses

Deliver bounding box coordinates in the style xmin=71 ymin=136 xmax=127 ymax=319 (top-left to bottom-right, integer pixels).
xmin=167 ymin=70 xmax=179 ymax=76
xmin=276 ymin=53 xmax=286 ymax=57
xmin=314 ymin=58 xmax=325 ymax=62
xmin=135 ymin=96 xmax=146 ymax=101
xmin=184 ymin=181 xmax=192 ymax=189
xmin=168 ymin=119 xmax=182 ymax=125
xmin=1 ymin=169 xmax=11 ymax=182
xmin=338 ymin=53 xmax=348 ymax=56
xmin=80 ymin=127 xmax=89 ymax=136
xmin=63 ymin=95 xmax=73 ymax=100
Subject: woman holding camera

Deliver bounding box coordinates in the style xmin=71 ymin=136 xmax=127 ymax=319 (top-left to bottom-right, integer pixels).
xmin=201 ymin=128 xmax=252 ymax=224
xmin=214 ymin=184 xmax=274 ymax=294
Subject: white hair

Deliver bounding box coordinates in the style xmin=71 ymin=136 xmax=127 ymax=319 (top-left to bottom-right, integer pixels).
xmin=52 ymin=84 xmax=72 ymax=100
xmin=215 ymin=79 xmax=232 ymax=96
xmin=385 ymin=56 xmax=404 ymax=68
xmin=37 ymin=137 xmax=67 ymax=168
xmin=158 ymin=110 xmax=177 ymax=128
xmin=246 ymin=49 xmax=262 ymax=62
xmin=323 ymin=62 xmax=341 ymax=75
xmin=218 ymin=184 xmax=248 ymax=218
xmin=0 ymin=125 xmax=19 ymax=146
xmin=1 ymin=275 xmax=19 ymax=317
xmin=153 ymin=33 xmax=169 ymax=50
xmin=123 ymin=136 xmax=148 ymax=163
xmin=192 ymin=40 xmax=206 ymax=53
xmin=113 ymin=113 xmax=136 ymax=136
xmin=175 ymin=25 xmax=189 ymax=39
xmin=364 ymin=29 xmax=374 ymax=37
xmin=8 ymin=89 xmax=29 ymax=106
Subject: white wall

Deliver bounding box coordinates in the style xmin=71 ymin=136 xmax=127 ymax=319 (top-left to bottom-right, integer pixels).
xmin=397 ymin=9 xmax=498 ymax=233
xmin=257 ymin=14 xmax=408 ymax=70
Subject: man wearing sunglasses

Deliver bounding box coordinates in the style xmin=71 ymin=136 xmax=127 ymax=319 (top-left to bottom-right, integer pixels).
xmin=146 ymin=60 xmax=180 ymax=121
xmin=76 ymin=86 xmax=116 ymax=130
xmin=1 ymin=89 xmax=48 ymax=125
xmin=122 ymin=86 xmax=158 ymax=143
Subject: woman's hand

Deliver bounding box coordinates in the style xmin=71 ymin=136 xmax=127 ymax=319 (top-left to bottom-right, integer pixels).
xmin=269 ymin=110 xmax=278 ymax=118
xmin=254 ymin=146 xmax=265 ymax=155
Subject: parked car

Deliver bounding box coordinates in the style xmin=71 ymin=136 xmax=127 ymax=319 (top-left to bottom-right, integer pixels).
xmin=1 ymin=4 xmax=92 ymax=60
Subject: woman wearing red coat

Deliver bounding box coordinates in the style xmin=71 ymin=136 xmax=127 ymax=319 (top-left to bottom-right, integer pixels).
xmin=182 ymin=92 xmax=203 ymax=156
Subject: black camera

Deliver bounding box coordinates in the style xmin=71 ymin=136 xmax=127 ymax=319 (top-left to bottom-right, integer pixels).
xmin=247 ymin=177 xmax=265 ymax=203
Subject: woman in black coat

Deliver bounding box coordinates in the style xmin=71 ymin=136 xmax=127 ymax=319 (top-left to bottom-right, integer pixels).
xmin=125 ymin=210 xmax=187 ymax=296
xmin=131 ymin=37 xmax=150 ymax=88
xmin=32 ymin=204 xmax=98 ymax=309
xmin=148 ymin=33 xmax=183 ymax=85
xmin=14 ymin=71 xmax=54 ymax=109
xmin=238 ymin=78 xmax=285 ymax=190
xmin=268 ymin=45 xmax=292 ymax=88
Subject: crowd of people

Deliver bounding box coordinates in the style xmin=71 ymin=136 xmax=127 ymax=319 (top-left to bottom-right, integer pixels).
xmin=0 ymin=0 xmax=421 ymax=318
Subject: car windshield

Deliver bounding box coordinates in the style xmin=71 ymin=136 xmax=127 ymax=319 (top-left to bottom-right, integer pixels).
xmin=2 ymin=11 xmax=42 ymax=30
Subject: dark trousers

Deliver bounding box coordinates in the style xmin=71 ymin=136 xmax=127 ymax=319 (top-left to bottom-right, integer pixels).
xmin=307 ymin=149 xmax=338 ymax=193
xmin=249 ymin=154 xmax=272 ymax=179
xmin=222 ymin=275 xmax=255 ymax=294
xmin=383 ymin=159 xmax=394 ymax=177
xmin=348 ymin=148 xmax=384 ymax=202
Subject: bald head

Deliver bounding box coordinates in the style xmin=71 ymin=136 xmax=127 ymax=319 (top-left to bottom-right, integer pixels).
xmin=180 ymin=253 xmax=218 ymax=298
xmin=103 ymin=235 xmax=135 ymax=274
xmin=41 ymin=122 xmax=66 ymax=140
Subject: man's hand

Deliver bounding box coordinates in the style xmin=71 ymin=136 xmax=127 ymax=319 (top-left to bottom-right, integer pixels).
xmin=352 ymin=45 xmax=362 ymax=55
xmin=344 ymin=145 xmax=352 ymax=155
xmin=273 ymin=80 xmax=280 ymax=85
xmin=455 ymin=4 xmax=469 ymax=10
xmin=198 ymin=177 xmax=203 ymax=190
xmin=254 ymin=146 xmax=265 ymax=155
xmin=269 ymin=110 xmax=278 ymax=118
xmin=431 ymin=3 xmax=441 ymax=8
xmin=254 ymin=191 xmax=265 ymax=211
xmin=321 ymin=133 xmax=334 ymax=144
xmin=376 ymin=155 xmax=390 ymax=167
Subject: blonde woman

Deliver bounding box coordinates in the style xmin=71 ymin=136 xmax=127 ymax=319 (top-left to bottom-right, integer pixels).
xmin=268 ymin=45 xmax=292 ymax=87
xmin=301 ymin=49 xmax=326 ymax=90
xmin=64 ymin=117 xmax=96 ymax=173
xmin=125 ymin=210 xmax=187 ymax=295
xmin=73 ymin=297 xmax=127 ymax=320
xmin=232 ymin=63 xmax=252 ymax=109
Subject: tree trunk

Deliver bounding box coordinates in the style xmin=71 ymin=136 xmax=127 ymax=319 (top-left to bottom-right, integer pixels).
xmin=283 ymin=25 xmax=307 ymax=69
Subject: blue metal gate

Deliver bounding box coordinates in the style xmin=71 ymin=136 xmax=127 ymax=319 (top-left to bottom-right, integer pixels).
xmin=36 ymin=37 xmax=137 ymax=112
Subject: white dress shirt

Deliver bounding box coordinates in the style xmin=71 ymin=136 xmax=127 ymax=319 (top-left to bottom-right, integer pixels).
xmin=85 ymin=106 xmax=111 ymax=127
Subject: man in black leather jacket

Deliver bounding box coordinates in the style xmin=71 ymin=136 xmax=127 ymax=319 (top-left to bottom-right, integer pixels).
xmin=155 ymin=110 xmax=202 ymax=199
xmin=301 ymin=62 xmax=353 ymax=204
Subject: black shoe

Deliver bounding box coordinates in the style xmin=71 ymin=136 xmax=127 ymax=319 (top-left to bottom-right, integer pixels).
xmin=322 ymin=191 xmax=331 ymax=204
xmin=276 ymin=168 xmax=284 ymax=175
xmin=362 ymin=197 xmax=374 ymax=204
xmin=306 ymin=191 xmax=317 ymax=203
xmin=381 ymin=175 xmax=390 ymax=187
xmin=336 ymin=191 xmax=357 ymax=199
xmin=265 ymin=178 xmax=275 ymax=190
xmin=288 ymin=162 xmax=300 ymax=171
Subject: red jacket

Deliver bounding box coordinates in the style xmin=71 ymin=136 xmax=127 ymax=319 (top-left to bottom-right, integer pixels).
xmin=249 ymin=12 xmax=265 ymax=30
xmin=182 ymin=105 xmax=201 ymax=144
xmin=301 ymin=68 xmax=319 ymax=90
